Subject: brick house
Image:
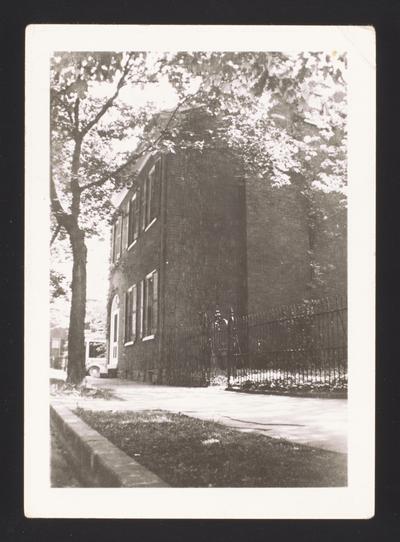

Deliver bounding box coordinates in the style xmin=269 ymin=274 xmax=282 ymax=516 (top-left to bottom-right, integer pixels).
xmin=106 ymin=110 xmax=346 ymax=383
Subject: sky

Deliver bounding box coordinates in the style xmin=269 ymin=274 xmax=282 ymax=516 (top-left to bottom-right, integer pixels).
xmin=51 ymin=235 xmax=110 ymax=329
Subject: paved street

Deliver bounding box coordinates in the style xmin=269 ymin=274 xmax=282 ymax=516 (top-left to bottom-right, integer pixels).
xmin=52 ymin=378 xmax=347 ymax=453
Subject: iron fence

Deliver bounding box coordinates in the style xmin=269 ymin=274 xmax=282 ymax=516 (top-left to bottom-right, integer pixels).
xmin=162 ymin=296 xmax=347 ymax=394
xmin=227 ymin=296 xmax=347 ymax=394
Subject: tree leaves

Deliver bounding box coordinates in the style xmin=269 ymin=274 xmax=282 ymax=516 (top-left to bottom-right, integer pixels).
xmin=51 ymin=50 xmax=347 ymax=239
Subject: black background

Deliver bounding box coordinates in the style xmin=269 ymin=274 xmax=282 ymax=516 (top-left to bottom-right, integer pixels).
xmin=1 ymin=0 xmax=398 ymax=540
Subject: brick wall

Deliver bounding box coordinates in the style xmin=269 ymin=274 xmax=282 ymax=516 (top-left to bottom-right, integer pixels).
xmin=106 ymin=110 xmax=346 ymax=383
xmin=162 ymin=149 xmax=246 ymax=330
xmin=107 ymin=156 xmax=163 ymax=382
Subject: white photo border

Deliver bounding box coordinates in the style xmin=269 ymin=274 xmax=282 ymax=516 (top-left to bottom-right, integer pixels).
xmin=25 ymin=24 xmax=375 ymax=519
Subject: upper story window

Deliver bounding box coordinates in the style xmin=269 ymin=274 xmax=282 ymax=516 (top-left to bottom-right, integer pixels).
xmin=112 ymin=216 xmax=122 ymax=263
xmin=128 ymin=192 xmax=139 ymax=247
xmin=122 ymin=210 xmax=129 ymax=251
xmin=142 ymin=160 xmax=161 ymax=231
xmin=111 ymin=158 xmax=161 ymax=263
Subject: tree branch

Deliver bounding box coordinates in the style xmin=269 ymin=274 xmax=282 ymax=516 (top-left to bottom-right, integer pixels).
xmin=79 ymin=90 xmax=196 ymax=194
xmin=79 ymin=53 xmax=135 ymax=138
xmin=51 ymin=90 xmax=74 ymax=126
xmin=50 ymin=223 xmax=63 ymax=246
xmin=73 ymin=95 xmax=80 ymax=132
xmin=50 ymin=174 xmax=73 ymax=232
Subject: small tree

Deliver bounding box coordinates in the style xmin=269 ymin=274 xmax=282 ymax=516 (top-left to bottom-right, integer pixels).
xmin=51 ymin=51 xmax=347 ymax=384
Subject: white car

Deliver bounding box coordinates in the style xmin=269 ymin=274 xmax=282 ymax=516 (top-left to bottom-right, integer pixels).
xmin=85 ymin=339 xmax=108 ymax=377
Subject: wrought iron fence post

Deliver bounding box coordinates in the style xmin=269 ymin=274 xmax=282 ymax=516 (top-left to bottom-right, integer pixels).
xmin=201 ymin=312 xmax=211 ymax=384
xmin=227 ymin=307 xmax=235 ymax=388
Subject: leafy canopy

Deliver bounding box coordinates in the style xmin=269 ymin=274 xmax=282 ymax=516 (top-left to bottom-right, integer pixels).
xmin=51 ymin=50 xmax=347 ymax=237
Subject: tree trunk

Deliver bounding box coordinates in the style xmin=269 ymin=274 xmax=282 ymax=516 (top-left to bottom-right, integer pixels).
xmin=66 ymin=225 xmax=87 ymax=384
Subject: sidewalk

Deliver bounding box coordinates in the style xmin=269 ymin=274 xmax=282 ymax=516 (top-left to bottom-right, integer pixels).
xmin=52 ymin=377 xmax=347 ymax=453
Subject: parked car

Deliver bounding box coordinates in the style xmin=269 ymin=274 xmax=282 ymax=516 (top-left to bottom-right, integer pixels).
xmin=85 ymin=339 xmax=107 ymax=377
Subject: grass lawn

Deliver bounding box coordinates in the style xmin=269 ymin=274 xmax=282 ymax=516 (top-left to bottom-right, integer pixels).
xmin=75 ymin=408 xmax=347 ymax=487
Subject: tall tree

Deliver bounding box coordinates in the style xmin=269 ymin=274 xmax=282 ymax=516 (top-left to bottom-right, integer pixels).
xmin=51 ymin=52 xmax=159 ymax=382
xmin=51 ymin=51 xmax=346 ymax=383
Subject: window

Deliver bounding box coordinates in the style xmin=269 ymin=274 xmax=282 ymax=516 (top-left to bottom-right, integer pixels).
xmin=88 ymin=342 xmax=106 ymax=358
xmin=149 ymin=160 xmax=161 ymax=224
xmin=143 ymin=270 xmax=158 ymax=338
xmin=128 ymin=192 xmax=139 ymax=247
xmin=121 ymin=209 xmax=129 ymax=251
xmin=140 ymin=179 xmax=147 ymax=231
xmin=145 ymin=167 xmax=154 ymax=226
xmin=138 ymin=280 xmax=144 ymax=339
xmin=111 ymin=223 xmax=115 ymax=261
xmin=125 ymin=284 xmax=137 ymax=344
xmin=141 ymin=160 xmax=161 ymax=232
xmin=112 ymin=216 xmax=122 ymax=262
xmin=111 ymin=160 xmax=161 ymax=263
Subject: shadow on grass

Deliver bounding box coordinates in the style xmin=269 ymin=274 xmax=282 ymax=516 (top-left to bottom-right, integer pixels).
xmin=75 ymin=408 xmax=347 ymax=488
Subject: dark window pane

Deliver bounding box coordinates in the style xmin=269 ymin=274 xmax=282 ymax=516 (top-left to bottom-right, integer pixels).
xmin=133 ymin=195 xmax=139 ymax=240
xmin=128 ymin=193 xmax=139 ymax=246
xmin=138 ymin=280 xmax=144 ymax=338
xmin=114 ymin=217 xmax=122 ymax=260
xmin=146 ymin=170 xmax=153 ymax=225
xmin=152 ymin=270 xmax=158 ymax=334
xmin=113 ymin=313 xmax=118 ymax=340
xmin=150 ymin=161 xmax=160 ymax=222
xmin=122 ymin=211 xmax=128 ymax=250
xmin=141 ymin=180 xmax=147 ymax=230
xmin=131 ymin=285 xmax=137 ymax=342
xmin=88 ymin=342 xmax=106 ymax=358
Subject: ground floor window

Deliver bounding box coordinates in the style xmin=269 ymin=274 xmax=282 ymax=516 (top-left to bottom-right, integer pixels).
xmin=123 ymin=270 xmax=158 ymax=344
xmin=143 ymin=269 xmax=158 ymax=338
xmin=125 ymin=284 xmax=137 ymax=344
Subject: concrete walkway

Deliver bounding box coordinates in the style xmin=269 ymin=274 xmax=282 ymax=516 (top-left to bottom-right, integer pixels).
xmin=53 ymin=377 xmax=347 ymax=454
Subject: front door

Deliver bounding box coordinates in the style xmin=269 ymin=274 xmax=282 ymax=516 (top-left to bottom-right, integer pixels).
xmin=109 ymin=295 xmax=119 ymax=370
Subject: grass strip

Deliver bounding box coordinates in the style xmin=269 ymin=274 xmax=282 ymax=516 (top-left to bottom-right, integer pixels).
xmin=75 ymin=408 xmax=347 ymax=488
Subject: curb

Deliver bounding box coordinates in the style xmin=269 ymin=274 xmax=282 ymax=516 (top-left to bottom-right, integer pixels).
xmin=50 ymin=403 xmax=169 ymax=487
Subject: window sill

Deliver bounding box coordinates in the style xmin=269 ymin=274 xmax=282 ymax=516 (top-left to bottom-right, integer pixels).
xmin=127 ymin=239 xmax=137 ymax=251
xmin=142 ymin=334 xmax=155 ymax=342
xmin=124 ymin=341 xmax=135 ymax=346
xmin=144 ymin=217 xmax=157 ymax=232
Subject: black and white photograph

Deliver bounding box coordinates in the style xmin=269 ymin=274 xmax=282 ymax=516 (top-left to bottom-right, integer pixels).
xmin=25 ymin=25 xmax=375 ymax=519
